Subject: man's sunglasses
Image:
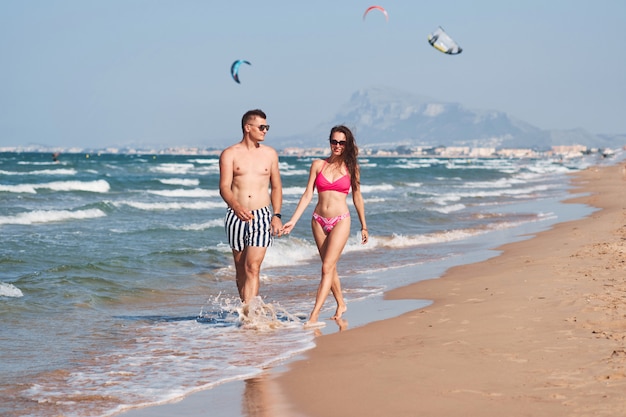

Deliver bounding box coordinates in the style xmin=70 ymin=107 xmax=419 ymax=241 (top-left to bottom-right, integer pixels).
xmin=329 ymin=139 xmax=347 ymax=146
xmin=249 ymin=124 xmax=270 ymax=132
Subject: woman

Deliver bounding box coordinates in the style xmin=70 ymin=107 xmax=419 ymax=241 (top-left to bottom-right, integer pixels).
xmin=283 ymin=125 xmax=368 ymax=327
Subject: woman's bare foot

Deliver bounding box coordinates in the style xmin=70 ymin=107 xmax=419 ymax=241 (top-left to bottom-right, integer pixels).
xmin=304 ymin=320 xmax=326 ymax=329
xmin=331 ymin=304 xmax=347 ymax=320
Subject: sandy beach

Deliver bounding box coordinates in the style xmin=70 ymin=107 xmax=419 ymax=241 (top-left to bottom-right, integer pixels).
xmin=118 ymin=163 xmax=625 ymax=417
xmin=274 ymin=164 xmax=626 ymax=417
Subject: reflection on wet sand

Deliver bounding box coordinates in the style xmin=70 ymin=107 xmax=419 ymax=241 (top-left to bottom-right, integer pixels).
xmin=242 ymin=376 xmax=270 ymax=417
xmin=243 ymin=318 xmax=350 ymax=416
xmin=335 ymin=318 xmax=348 ymax=332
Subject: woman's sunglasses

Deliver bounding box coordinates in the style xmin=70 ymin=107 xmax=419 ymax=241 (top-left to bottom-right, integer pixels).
xmin=329 ymin=139 xmax=347 ymax=146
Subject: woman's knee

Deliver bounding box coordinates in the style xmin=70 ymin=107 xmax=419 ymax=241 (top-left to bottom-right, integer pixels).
xmin=320 ymin=262 xmax=337 ymax=276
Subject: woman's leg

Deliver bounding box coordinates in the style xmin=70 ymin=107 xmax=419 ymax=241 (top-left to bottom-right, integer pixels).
xmin=330 ymin=268 xmax=347 ymax=319
xmin=308 ymin=216 xmax=351 ymax=324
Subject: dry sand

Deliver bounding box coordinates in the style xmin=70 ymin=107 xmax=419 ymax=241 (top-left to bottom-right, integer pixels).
xmin=274 ymin=164 xmax=626 ymax=417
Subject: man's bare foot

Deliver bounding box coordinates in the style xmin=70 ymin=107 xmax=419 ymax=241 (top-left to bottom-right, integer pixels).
xmin=331 ymin=304 xmax=347 ymax=320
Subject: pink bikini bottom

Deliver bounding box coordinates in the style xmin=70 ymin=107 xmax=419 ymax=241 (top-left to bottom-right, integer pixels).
xmin=312 ymin=212 xmax=350 ymax=233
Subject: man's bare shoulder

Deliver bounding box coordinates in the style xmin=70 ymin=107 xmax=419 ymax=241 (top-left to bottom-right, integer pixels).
xmin=222 ymin=142 xmax=245 ymax=153
xmin=219 ymin=142 xmax=244 ymax=159
xmin=258 ymin=144 xmax=279 ymax=157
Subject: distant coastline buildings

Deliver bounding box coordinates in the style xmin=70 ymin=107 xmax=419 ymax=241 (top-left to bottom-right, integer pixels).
xmin=0 ymin=144 xmax=619 ymax=160
xmin=282 ymin=144 xmax=610 ymax=160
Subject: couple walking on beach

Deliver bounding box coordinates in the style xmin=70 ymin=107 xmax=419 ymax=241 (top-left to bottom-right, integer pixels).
xmin=219 ymin=109 xmax=368 ymax=327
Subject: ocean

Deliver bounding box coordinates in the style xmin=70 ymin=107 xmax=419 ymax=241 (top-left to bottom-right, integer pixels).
xmin=0 ymin=149 xmax=619 ymax=417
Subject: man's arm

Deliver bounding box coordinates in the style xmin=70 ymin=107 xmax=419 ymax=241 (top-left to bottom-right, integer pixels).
xmin=219 ymin=148 xmax=249 ymax=219
xmin=269 ymin=149 xmax=283 ymax=235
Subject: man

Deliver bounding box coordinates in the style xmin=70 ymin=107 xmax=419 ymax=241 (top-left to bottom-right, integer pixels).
xmin=219 ymin=109 xmax=283 ymax=303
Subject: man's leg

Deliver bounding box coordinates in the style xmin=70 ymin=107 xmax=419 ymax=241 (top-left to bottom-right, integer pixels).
xmin=232 ymin=249 xmax=246 ymax=301
xmin=237 ymin=245 xmax=268 ymax=303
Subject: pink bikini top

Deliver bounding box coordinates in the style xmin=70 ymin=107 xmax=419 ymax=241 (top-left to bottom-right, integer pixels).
xmin=315 ymin=161 xmax=351 ymax=194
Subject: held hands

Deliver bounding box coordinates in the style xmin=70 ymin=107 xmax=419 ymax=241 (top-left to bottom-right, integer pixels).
xmin=271 ymin=216 xmax=284 ymax=237
xmin=282 ymin=220 xmax=295 ymax=235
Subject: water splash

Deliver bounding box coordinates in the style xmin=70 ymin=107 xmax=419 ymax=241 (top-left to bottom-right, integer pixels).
xmin=197 ymin=294 xmax=302 ymax=330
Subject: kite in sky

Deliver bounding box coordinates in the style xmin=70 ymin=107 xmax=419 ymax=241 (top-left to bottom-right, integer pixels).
xmin=362 ymin=5 xmax=388 ymax=22
xmin=427 ymin=26 xmax=462 ymax=55
xmin=230 ymin=60 xmax=251 ymax=84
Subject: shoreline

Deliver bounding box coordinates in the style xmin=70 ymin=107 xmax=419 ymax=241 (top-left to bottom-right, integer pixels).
xmin=116 ymin=163 xmax=625 ymax=417
xmin=273 ymin=164 xmax=626 ymax=416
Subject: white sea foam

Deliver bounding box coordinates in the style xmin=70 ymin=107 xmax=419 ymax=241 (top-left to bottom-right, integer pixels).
xmin=0 ymin=208 xmax=106 ymax=226
xmin=430 ymin=203 xmax=466 ymax=213
xmin=460 ymin=177 xmax=525 ymax=188
xmin=41 ymin=180 xmax=111 ymax=192
xmin=147 ymin=188 xmax=219 ymax=198
xmin=0 ymin=282 xmax=23 ymax=298
xmin=380 ymin=229 xmax=481 ymax=248
xmin=149 ymin=163 xmax=195 ymax=174
xmin=282 ymin=186 xmax=306 ymax=195
xmin=341 ymin=233 xmax=379 ymax=255
xmin=360 ymin=183 xmax=394 ymax=193
xmin=0 ymin=168 xmax=77 ymax=176
xmin=17 ymin=161 xmax=61 ymax=165
xmin=0 ymin=180 xmax=110 ymax=194
xmin=187 ymin=158 xmax=218 ymax=165
xmin=447 ymin=160 xmax=518 ymax=172
xmin=0 ymin=184 xmax=38 ymax=193
xmin=434 ymin=184 xmax=549 ymax=201
xmin=364 ymin=197 xmax=386 ymax=203
xmin=390 ymin=162 xmax=434 ymax=169
xmin=263 ymin=237 xmax=318 ymax=267
xmin=158 ymin=178 xmax=200 ymax=186
xmin=373 ymin=212 xmax=552 ymax=250
xmin=431 ymin=194 xmax=461 ymax=205
xmin=114 ymin=200 xmax=224 ymax=211
xmin=265 ymin=232 xmax=381 ymax=269
xmin=359 ymin=162 xmax=377 ymax=168
xmin=180 ymin=219 xmax=224 ymax=230
xmin=191 ymin=166 xmax=220 ymax=175
xmin=280 ymin=169 xmax=309 ymax=176
xmin=526 ymin=162 xmax=575 ymax=175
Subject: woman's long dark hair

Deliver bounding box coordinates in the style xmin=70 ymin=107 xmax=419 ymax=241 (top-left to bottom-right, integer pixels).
xmin=329 ymin=125 xmax=360 ymax=191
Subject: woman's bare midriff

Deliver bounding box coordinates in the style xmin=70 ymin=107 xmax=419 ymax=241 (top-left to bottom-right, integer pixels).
xmin=314 ymin=191 xmax=349 ymax=217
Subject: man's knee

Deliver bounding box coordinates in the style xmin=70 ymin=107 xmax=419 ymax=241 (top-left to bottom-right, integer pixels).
xmin=244 ymin=259 xmax=262 ymax=275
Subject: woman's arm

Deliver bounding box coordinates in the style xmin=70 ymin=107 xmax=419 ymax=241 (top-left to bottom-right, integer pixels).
xmin=351 ymin=171 xmax=368 ymax=244
xmin=282 ymin=160 xmax=321 ymax=234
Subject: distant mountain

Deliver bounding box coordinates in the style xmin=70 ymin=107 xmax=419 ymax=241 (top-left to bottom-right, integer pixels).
xmin=275 ymin=86 xmax=622 ymax=151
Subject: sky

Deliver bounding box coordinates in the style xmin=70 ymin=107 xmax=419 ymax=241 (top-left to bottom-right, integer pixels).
xmin=1 ymin=1 xmax=625 ymax=149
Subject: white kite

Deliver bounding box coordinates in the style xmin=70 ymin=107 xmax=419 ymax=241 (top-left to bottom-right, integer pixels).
xmin=427 ymin=26 xmax=463 ymax=55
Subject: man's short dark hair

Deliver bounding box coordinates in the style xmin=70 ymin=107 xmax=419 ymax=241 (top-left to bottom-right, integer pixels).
xmin=241 ymin=109 xmax=267 ymax=132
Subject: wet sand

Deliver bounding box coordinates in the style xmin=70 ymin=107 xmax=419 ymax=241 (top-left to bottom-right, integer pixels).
xmin=274 ymin=164 xmax=626 ymax=417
